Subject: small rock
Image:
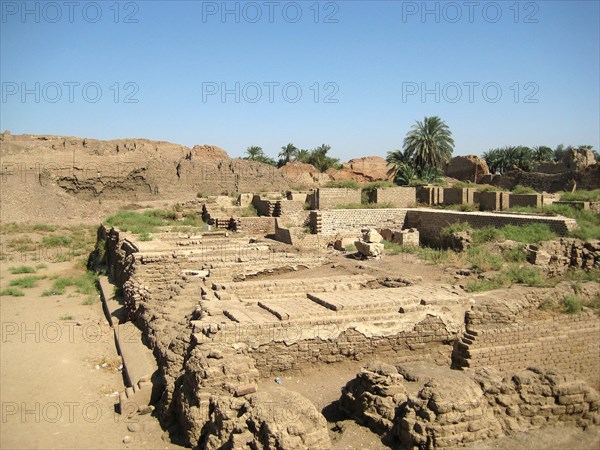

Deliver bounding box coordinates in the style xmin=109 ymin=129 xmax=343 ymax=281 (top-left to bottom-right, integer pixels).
xmin=235 ymin=383 xmax=258 ymax=397
xmin=127 ymin=423 xmax=140 ymax=432
xmin=123 ymin=436 xmax=133 ymax=444
xmin=138 ymin=405 xmax=154 ymax=415
xmin=208 ymin=350 xmax=224 ymax=359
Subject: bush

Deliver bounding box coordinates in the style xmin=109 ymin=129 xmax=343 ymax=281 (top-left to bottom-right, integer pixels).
xmin=0 ymin=287 xmax=25 ymax=297
xmin=502 ymin=246 xmax=527 ymax=263
xmin=441 ymin=222 xmax=472 ymax=236
xmin=561 ymin=295 xmax=582 ymax=314
xmin=383 ymin=240 xmax=403 ymax=255
xmin=502 ymin=223 xmax=557 ymax=243
xmin=8 ymin=265 xmax=36 ymax=274
xmin=466 ymin=246 xmax=504 ymax=272
xmin=464 ymin=276 xmax=508 ymax=292
xmin=41 ymin=235 xmax=72 ymax=248
xmin=9 ymin=275 xmax=43 ymax=288
xmin=505 ymin=266 xmax=547 ymax=286
xmin=560 ymin=189 xmax=600 ymax=202
xmin=472 ymin=226 xmax=505 ymax=244
xmin=324 ymin=180 xmax=360 ymax=189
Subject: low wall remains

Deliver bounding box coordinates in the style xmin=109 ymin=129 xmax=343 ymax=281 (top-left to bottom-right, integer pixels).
xmin=452 ymin=291 xmax=600 ymax=389
xmin=373 ymin=187 xmax=416 ymax=207
xmin=314 ymin=187 xmax=361 ymax=209
xmin=404 ymin=209 xmax=577 ymax=246
xmin=310 ymin=208 xmax=408 ymax=235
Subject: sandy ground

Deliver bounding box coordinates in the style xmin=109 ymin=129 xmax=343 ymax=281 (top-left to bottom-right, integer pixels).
xmin=0 ymin=258 xmax=182 ymax=450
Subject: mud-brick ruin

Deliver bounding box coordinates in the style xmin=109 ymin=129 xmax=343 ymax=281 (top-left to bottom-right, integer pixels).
xmin=88 ymin=181 xmax=600 ymax=450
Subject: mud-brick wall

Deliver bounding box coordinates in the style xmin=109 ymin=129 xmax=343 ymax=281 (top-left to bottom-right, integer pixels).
xmin=442 ymin=188 xmax=475 ymax=206
xmin=453 ymin=312 xmax=600 ymax=389
xmin=250 ymin=324 xmax=456 ymax=377
xmin=404 ymin=209 xmax=577 ymax=247
xmin=310 ymin=208 xmax=408 ymax=235
xmin=373 ymin=187 xmax=416 ymax=207
xmin=315 ymin=188 xmax=361 ymax=209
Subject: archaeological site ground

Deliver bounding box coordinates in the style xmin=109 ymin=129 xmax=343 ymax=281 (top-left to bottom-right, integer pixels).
xmin=1 ymin=133 xmax=599 ymax=449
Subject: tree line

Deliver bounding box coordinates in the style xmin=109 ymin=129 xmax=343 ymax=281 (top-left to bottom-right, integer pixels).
xmin=241 ymin=116 xmax=598 ymax=186
xmin=242 ymin=143 xmax=341 ymax=172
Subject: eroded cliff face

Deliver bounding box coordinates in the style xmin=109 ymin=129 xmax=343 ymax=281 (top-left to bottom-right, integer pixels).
xmin=0 ymin=133 xmax=291 ymax=222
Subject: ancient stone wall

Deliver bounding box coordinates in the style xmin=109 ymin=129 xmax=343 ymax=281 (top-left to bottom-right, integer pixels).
xmin=248 ymin=322 xmax=456 ymax=377
xmin=478 ymin=191 xmax=511 ymax=211
xmin=315 ymin=187 xmax=361 ymax=209
xmin=442 ymin=188 xmax=476 ymax=206
xmin=373 ymin=187 xmax=416 ymax=207
xmin=310 ymin=209 xmax=408 ymax=235
xmin=416 ymin=186 xmax=444 ymax=205
xmin=404 ymin=209 xmax=577 ymax=247
xmin=509 ymin=193 xmax=543 ymax=209
xmin=454 ymin=312 xmax=600 ymax=388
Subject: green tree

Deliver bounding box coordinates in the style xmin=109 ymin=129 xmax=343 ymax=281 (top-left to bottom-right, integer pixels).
xmin=307 ymin=144 xmax=340 ymax=172
xmin=278 ymin=143 xmax=298 ymax=166
xmin=385 ymin=149 xmax=407 ymax=179
xmin=245 ymin=146 xmax=263 ymax=161
xmin=532 ymin=146 xmax=553 ymax=162
xmin=403 ymin=116 xmax=454 ymax=170
xmin=295 ymin=149 xmax=310 ymax=163
xmin=243 ymin=146 xmax=277 ymax=167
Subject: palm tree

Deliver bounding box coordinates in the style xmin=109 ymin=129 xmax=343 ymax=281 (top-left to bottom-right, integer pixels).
xmin=385 ymin=149 xmax=407 ymax=179
xmin=279 ymin=143 xmax=298 ymax=165
xmin=403 ymin=116 xmax=454 ymax=170
xmin=532 ymin=146 xmax=553 ymax=162
xmin=308 ymin=144 xmax=339 ymax=172
xmin=245 ymin=146 xmax=263 ymax=161
xmin=296 ymin=149 xmax=310 ymax=163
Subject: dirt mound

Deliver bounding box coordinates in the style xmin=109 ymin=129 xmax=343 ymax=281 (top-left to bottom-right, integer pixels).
xmin=278 ymin=161 xmax=332 ymax=186
xmin=446 ymin=155 xmax=490 ymax=182
xmin=0 ymin=133 xmax=290 ymax=223
xmin=327 ymin=156 xmax=390 ymax=182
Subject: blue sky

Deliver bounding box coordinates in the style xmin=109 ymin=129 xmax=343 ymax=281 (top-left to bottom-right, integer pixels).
xmin=1 ymin=0 xmax=599 ymax=161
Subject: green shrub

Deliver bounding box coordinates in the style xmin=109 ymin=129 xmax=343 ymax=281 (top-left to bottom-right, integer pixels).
xmin=324 ymin=180 xmax=360 ymax=189
xmin=8 ymin=265 xmax=37 ymax=274
xmin=0 ymin=287 xmax=25 ymax=297
xmin=512 ymin=184 xmax=536 ymax=194
xmin=383 ymin=240 xmax=404 ymax=255
xmin=35 ymin=263 xmax=48 ymax=270
xmin=472 ymin=226 xmax=505 ymax=244
xmin=9 ymin=275 xmax=43 ymax=288
xmin=441 ymin=222 xmax=472 ymax=236
xmin=139 ymin=233 xmax=153 ymax=241
xmin=82 ymin=295 xmax=99 ymax=305
xmin=74 ymin=272 xmax=97 ymax=295
xmin=506 ymin=266 xmax=548 ymax=286
xmin=466 ymin=246 xmax=504 ymax=272
xmin=560 ymin=189 xmax=600 ymax=202
xmin=503 ymin=246 xmax=527 ymax=263
xmin=501 ymin=223 xmax=557 ymax=243
xmin=42 ymin=235 xmax=72 ymax=248
xmin=561 ymin=295 xmax=582 ymax=315
xmin=344 ymin=243 xmax=357 ymax=252
xmin=59 ymin=314 xmax=74 ymax=321
xmin=464 ymin=276 xmax=508 ymax=292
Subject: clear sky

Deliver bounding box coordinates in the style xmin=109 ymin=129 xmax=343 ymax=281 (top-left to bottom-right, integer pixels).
xmin=1 ymin=0 xmax=599 ymax=161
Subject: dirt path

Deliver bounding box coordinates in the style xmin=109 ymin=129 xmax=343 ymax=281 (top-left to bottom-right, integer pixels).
xmin=0 ymin=259 xmax=181 ymax=449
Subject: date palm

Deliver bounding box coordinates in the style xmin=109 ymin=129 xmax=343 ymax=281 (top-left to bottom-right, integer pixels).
xmin=403 ymin=116 xmax=454 ymax=170
xmin=245 ymin=146 xmax=263 ymax=161
xmin=279 ymin=143 xmax=298 ymax=165
xmin=385 ymin=149 xmax=407 ymax=179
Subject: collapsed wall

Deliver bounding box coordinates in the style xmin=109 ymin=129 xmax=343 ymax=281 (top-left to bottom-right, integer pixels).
xmin=341 ymin=362 xmax=599 ymax=449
